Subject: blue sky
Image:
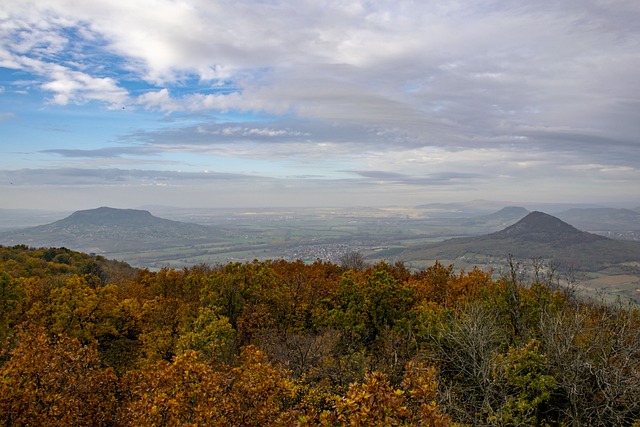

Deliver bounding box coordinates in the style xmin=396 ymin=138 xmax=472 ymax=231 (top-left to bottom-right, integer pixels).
xmin=1 ymin=0 xmax=639 ymax=210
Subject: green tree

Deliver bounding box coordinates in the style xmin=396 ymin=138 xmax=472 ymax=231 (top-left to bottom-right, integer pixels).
xmin=177 ymin=306 xmax=235 ymax=361
xmin=490 ymin=339 xmax=556 ymax=426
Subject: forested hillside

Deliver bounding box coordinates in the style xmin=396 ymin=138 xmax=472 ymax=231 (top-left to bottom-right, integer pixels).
xmin=1 ymin=245 xmax=640 ymax=426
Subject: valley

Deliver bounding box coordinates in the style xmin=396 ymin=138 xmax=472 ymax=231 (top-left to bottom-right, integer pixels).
xmin=1 ymin=202 xmax=640 ymax=303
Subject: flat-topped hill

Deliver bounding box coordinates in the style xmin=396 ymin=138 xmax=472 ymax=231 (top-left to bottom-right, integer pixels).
xmin=59 ymin=207 xmax=159 ymax=226
xmin=0 ymin=207 xmax=221 ymax=253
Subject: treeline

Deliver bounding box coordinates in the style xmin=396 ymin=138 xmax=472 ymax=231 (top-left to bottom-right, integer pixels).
xmin=1 ymin=245 xmax=640 ymax=426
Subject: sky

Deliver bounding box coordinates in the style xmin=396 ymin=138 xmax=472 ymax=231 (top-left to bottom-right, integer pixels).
xmin=1 ymin=0 xmax=639 ymax=211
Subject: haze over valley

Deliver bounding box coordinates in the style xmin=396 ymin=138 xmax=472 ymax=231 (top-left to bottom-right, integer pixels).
xmin=2 ymin=201 xmax=639 ymax=303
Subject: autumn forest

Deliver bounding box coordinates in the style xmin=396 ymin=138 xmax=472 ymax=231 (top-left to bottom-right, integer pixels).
xmin=1 ymin=245 xmax=640 ymax=426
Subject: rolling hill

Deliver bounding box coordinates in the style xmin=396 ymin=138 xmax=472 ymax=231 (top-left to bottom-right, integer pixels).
xmin=0 ymin=206 xmax=222 ymax=254
xmin=400 ymin=211 xmax=640 ymax=271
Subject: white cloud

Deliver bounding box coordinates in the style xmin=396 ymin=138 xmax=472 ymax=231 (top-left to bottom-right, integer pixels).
xmin=136 ymin=88 xmax=179 ymax=112
xmin=4 ymin=0 xmax=639 ymax=125
xmin=1 ymin=11 xmax=129 ymax=107
xmin=1 ymin=0 xmax=639 ymax=207
xmin=39 ymin=64 xmax=129 ymax=107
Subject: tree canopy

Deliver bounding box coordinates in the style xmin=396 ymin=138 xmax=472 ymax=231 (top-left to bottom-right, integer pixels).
xmin=1 ymin=245 xmax=640 ymax=426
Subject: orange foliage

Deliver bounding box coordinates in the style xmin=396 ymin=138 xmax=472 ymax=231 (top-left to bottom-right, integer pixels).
xmin=325 ymin=361 xmax=454 ymax=427
xmin=121 ymin=345 xmax=295 ymax=427
xmin=0 ymin=326 xmax=118 ymax=427
xmin=408 ymin=261 xmax=491 ymax=308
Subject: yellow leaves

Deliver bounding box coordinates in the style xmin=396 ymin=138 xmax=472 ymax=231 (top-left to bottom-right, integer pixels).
xmin=120 ymin=346 xmax=296 ymax=427
xmin=0 ymin=270 xmax=25 ymax=342
xmin=326 ymin=363 xmax=453 ymax=427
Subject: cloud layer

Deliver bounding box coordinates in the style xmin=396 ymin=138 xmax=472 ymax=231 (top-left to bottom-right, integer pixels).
xmin=1 ymin=0 xmax=639 ymax=208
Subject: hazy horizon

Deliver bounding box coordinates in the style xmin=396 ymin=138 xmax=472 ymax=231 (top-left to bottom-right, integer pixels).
xmin=2 ymin=199 xmax=640 ymax=217
xmin=2 ymin=1 xmax=639 ymax=211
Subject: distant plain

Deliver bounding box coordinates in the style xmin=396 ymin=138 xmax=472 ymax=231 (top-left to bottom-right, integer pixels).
xmin=1 ymin=202 xmax=639 ymax=303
